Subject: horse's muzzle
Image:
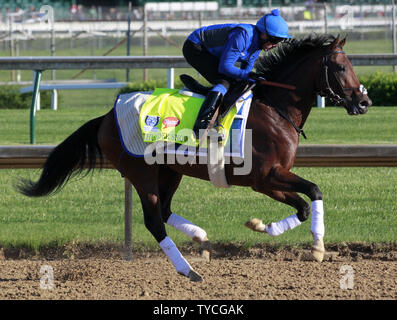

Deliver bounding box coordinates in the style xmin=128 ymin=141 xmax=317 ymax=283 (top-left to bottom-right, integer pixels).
xmin=347 ymin=95 xmax=372 ymax=115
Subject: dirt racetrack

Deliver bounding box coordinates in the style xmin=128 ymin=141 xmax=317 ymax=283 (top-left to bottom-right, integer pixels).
xmin=0 ymin=242 xmax=395 ymax=300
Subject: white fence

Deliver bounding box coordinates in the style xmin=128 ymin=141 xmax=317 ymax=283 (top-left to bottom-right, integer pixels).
xmin=0 ymin=4 xmax=396 ymax=36
xmin=0 ymin=54 xmax=395 ymax=111
xmin=1 ymin=54 xmax=397 ymax=69
xmin=0 ymin=54 xmax=395 ymax=138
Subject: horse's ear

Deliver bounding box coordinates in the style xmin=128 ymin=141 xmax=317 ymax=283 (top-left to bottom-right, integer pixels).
xmin=339 ymin=36 xmax=347 ymax=48
xmin=328 ymin=34 xmax=340 ymax=51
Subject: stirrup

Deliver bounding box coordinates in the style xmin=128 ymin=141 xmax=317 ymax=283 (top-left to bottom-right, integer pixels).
xmin=193 ymin=120 xmax=211 ymax=138
xmin=194 ymin=120 xmax=225 ymax=142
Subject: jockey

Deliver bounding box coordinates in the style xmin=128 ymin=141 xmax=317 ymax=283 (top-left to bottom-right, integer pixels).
xmin=182 ymin=8 xmax=291 ymax=136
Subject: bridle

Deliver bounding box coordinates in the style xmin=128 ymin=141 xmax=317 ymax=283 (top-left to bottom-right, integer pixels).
xmin=261 ymin=46 xmax=368 ymax=140
xmin=318 ymin=49 xmax=368 ymax=107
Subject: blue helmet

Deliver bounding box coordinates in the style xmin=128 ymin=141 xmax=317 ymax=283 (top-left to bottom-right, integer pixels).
xmin=256 ymin=9 xmax=292 ymax=39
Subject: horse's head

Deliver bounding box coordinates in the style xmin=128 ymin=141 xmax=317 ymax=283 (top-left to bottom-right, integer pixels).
xmin=319 ymin=36 xmax=372 ymax=115
xmin=255 ymin=34 xmax=372 ymax=116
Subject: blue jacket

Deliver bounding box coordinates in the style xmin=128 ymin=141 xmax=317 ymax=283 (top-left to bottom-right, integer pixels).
xmin=187 ymin=24 xmax=261 ymax=81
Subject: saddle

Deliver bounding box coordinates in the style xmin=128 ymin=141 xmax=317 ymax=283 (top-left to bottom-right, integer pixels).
xmin=179 ymin=74 xmax=251 ymax=118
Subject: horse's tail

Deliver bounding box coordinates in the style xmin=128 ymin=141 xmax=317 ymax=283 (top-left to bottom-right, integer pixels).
xmin=17 ymin=115 xmax=105 ymax=197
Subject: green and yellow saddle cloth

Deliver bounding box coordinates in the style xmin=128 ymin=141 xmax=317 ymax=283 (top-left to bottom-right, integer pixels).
xmin=139 ymin=88 xmax=238 ymax=148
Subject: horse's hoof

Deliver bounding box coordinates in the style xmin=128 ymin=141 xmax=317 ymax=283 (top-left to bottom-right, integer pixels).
xmin=312 ymin=238 xmax=325 ymax=263
xmin=194 ymin=236 xmax=212 ymax=262
xmin=200 ymin=239 xmax=211 ymax=262
xmin=188 ymin=270 xmax=203 ymax=282
xmin=245 ymin=218 xmax=266 ymax=233
xmin=201 ymin=247 xmax=211 ymax=263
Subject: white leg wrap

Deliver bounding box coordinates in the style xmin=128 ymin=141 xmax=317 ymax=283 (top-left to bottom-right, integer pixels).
xmin=159 ymin=236 xmax=191 ymax=277
xmin=311 ymin=200 xmax=325 ymax=241
xmin=265 ymin=214 xmax=302 ymax=237
xmin=166 ymin=213 xmax=207 ymax=241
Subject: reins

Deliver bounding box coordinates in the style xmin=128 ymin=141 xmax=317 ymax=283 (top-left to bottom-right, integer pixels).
xmin=258 ymin=80 xmax=296 ymax=91
xmin=256 ymin=77 xmax=307 ymax=139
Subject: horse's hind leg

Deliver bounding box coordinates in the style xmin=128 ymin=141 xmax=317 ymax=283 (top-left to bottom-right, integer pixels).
xmin=159 ymin=166 xmax=211 ymax=262
xmin=98 ymin=113 xmax=202 ymax=281
xmin=122 ymin=161 xmax=202 ymax=281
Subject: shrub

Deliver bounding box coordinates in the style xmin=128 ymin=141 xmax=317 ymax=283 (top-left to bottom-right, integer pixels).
xmin=0 ymin=86 xmax=56 ymax=110
xmin=0 ymin=86 xmax=28 ymax=109
xmin=358 ymin=72 xmax=397 ymax=106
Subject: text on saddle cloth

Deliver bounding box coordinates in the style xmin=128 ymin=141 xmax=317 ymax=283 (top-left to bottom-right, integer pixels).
xmin=139 ymin=88 xmax=239 ymax=148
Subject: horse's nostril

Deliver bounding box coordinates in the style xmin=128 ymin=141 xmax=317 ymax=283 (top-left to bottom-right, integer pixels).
xmin=359 ymin=100 xmax=369 ymax=108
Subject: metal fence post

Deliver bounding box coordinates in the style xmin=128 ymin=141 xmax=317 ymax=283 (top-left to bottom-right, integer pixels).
xmin=143 ymin=5 xmax=148 ymax=81
xmin=51 ymin=89 xmax=58 ymax=110
xmin=317 ymin=95 xmax=325 ymax=108
xmin=167 ymin=68 xmax=174 ymax=89
xmin=126 ymin=6 xmax=131 ymax=82
xmin=8 ymin=15 xmax=15 ymax=82
xmin=392 ymin=0 xmax=396 ymax=72
xmin=318 ymin=3 xmax=327 ymax=112
xmin=30 ymin=70 xmax=42 ymax=144
xmin=124 ymin=178 xmax=133 ymax=261
xmin=40 ymin=5 xmax=56 ymax=80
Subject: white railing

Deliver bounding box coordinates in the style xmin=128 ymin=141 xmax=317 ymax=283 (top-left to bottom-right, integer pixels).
xmin=0 ymin=54 xmax=395 ymax=141
xmin=1 ymin=53 xmax=395 ymax=109
xmin=0 ymin=54 xmax=396 ymax=69
xmin=0 ymin=16 xmax=395 ymax=36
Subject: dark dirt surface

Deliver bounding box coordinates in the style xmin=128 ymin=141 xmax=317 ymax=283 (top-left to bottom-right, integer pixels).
xmin=0 ymin=242 xmax=395 ymax=300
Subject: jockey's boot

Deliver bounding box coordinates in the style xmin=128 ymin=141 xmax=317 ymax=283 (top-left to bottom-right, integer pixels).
xmin=180 ymin=74 xmax=211 ymax=96
xmin=193 ymin=91 xmax=223 ymax=138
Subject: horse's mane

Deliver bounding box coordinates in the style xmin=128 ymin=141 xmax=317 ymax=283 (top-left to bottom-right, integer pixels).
xmin=255 ymin=34 xmax=336 ymax=81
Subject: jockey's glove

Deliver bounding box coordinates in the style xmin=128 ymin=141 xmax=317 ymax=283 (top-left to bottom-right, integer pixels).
xmin=248 ymin=72 xmax=265 ymax=83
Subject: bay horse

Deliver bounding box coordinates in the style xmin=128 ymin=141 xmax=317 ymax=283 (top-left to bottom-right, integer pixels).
xmin=18 ymin=35 xmax=371 ymax=282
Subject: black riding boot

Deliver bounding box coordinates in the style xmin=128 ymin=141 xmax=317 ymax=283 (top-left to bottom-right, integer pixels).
xmin=180 ymin=74 xmax=211 ymax=96
xmin=193 ymin=91 xmax=223 ymax=137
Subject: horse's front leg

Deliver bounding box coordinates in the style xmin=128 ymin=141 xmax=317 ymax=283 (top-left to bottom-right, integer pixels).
xmin=249 ymin=165 xmax=325 ymax=262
